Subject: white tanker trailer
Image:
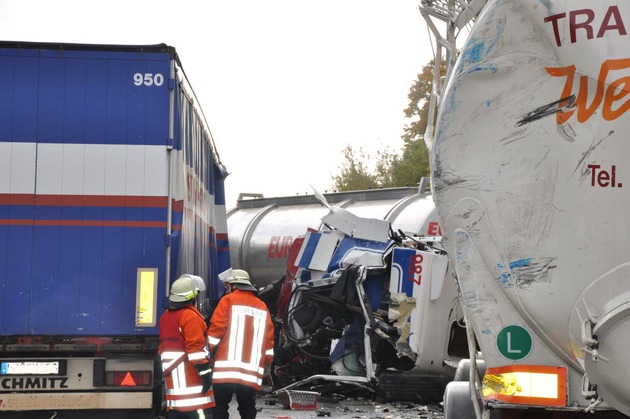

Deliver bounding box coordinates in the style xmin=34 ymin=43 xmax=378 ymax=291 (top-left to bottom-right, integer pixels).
xmin=422 ymin=0 xmax=630 ymax=417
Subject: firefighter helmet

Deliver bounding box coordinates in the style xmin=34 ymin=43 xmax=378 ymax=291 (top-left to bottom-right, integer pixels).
xmin=169 ymin=274 xmax=206 ymax=303
xmin=225 ymin=269 xmax=256 ymax=291
xmin=227 ymin=269 xmax=250 ymax=283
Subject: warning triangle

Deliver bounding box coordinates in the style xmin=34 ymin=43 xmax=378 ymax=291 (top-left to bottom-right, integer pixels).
xmin=121 ymin=372 xmax=136 ymax=386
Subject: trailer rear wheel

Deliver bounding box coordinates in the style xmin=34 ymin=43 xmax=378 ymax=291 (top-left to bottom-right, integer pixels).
xmin=453 ymin=359 xmax=486 ymax=382
xmin=443 ymin=381 xmax=477 ymax=419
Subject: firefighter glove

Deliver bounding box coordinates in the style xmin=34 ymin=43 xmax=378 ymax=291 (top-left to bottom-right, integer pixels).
xmin=195 ymin=362 xmax=213 ymax=394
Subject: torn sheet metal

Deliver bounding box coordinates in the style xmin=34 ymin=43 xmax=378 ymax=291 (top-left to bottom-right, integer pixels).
xmin=294 ymin=231 xmax=340 ymax=271
xmin=390 ymin=247 xmax=448 ymax=301
xmin=311 ymin=184 xmax=332 ymax=210
xmin=388 ymin=247 xmax=453 ymax=361
xmin=388 ymin=292 xmax=418 ymax=361
xmin=388 ymin=292 xmax=417 ymax=326
xmin=326 ymin=236 xmax=392 ymax=276
xmin=322 ymin=207 xmax=390 ymax=243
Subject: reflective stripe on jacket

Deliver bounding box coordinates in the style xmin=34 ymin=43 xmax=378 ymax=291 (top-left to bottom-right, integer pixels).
xmin=208 ymin=289 xmax=274 ymax=390
xmin=159 ymin=305 xmax=215 ymax=411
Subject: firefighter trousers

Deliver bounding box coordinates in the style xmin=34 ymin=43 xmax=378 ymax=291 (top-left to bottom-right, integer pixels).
xmin=212 ymin=383 xmax=257 ymax=419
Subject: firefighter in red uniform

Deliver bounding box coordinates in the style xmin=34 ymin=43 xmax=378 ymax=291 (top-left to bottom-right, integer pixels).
xmin=159 ymin=274 xmax=215 ymax=418
xmin=207 ymin=269 xmax=274 ymax=419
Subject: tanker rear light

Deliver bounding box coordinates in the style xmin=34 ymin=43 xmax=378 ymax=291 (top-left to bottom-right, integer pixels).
xmin=105 ymin=370 xmax=152 ymax=387
xmin=482 ymin=365 xmax=566 ymax=408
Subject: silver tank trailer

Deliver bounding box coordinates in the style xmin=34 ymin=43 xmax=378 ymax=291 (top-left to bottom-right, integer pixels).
xmin=227 ymin=180 xmax=440 ymax=287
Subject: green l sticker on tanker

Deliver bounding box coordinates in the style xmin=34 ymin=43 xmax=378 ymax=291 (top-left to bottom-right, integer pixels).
xmin=497 ymin=325 xmax=533 ymax=360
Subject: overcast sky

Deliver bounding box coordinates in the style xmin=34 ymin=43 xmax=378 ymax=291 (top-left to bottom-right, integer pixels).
xmin=0 ymin=0 xmax=438 ymax=207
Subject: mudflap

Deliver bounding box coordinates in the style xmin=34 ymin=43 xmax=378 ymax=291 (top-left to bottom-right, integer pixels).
xmin=376 ymin=371 xmax=452 ymax=404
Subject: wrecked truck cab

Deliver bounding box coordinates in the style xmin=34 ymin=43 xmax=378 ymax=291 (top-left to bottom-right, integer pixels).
xmin=227 ymin=183 xmax=441 ymax=289
xmin=269 ymin=192 xmax=465 ymax=403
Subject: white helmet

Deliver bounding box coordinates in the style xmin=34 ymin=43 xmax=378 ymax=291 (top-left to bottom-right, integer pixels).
xmin=218 ymin=268 xmax=250 ymax=283
xmin=223 ymin=269 xmax=256 ymax=291
xmin=169 ymin=274 xmax=206 ymax=303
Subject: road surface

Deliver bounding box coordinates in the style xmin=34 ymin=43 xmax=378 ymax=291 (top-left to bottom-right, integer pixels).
xmin=237 ymin=393 xmax=444 ymax=418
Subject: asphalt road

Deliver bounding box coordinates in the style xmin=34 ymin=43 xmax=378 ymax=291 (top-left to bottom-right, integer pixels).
xmin=237 ymin=394 xmax=444 ymax=419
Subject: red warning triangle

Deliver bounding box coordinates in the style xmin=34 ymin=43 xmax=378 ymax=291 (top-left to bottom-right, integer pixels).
xmin=121 ymin=372 xmax=136 ymax=386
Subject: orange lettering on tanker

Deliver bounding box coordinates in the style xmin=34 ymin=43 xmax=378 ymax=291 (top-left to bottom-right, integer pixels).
xmin=546 ymin=58 xmax=630 ymax=124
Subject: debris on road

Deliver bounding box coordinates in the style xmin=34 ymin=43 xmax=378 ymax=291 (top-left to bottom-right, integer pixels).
xmin=251 ymin=393 xmax=444 ymax=419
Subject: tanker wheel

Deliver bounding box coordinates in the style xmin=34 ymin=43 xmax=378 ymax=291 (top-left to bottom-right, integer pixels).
xmin=443 ymin=381 xmax=477 ymax=419
xmin=443 ymin=381 xmax=502 ymax=419
xmin=453 ymin=359 xmax=486 ymax=382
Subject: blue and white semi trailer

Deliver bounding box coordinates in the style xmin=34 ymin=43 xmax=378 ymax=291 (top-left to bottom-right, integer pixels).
xmin=0 ymin=41 xmax=230 ymax=418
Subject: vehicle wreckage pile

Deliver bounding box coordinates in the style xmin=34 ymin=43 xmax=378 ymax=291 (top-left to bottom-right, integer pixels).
xmin=256 ymin=194 xmax=466 ymax=404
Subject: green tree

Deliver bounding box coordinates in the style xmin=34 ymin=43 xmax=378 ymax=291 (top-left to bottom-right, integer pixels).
xmin=332 ymin=145 xmax=380 ymax=191
xmin=390 ymin=59 xmax=446 ymax=186
xmin=388 ymin=139 xmax=431 ymax=187
xmin=403 ymin=60 xmax=442 ymax=142
xmin=332 ymin=60 xmax=443 ymax=191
